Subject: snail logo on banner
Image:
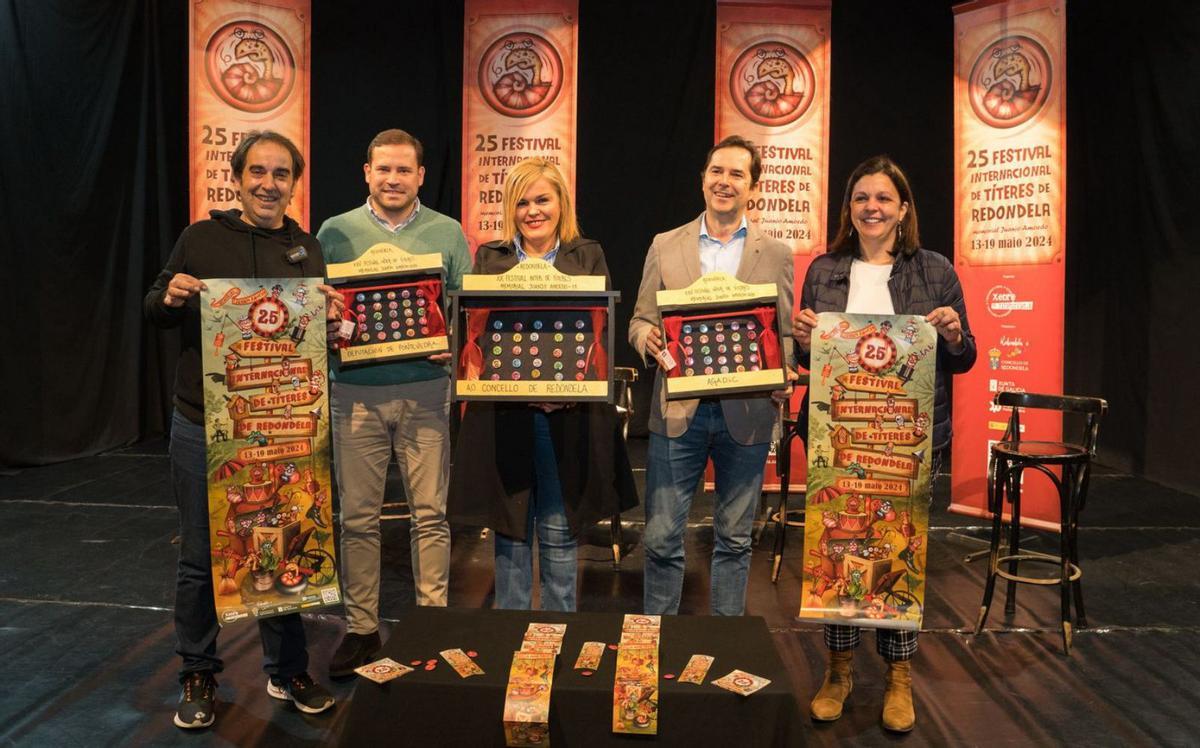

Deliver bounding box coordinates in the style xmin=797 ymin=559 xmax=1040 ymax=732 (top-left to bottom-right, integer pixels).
xmin=729 ymin=42 xmax=815 ymax=127
xmin=204 ymin=21 xmax=296 ymax=114
xmin=968 ymin=35 xmax=1052 ymax=129
xmin=479 ymin=32 xmax=564 ymax=118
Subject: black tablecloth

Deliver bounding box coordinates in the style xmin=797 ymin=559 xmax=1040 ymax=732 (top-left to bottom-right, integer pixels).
xmin=339 ymin=607 xmax=802 ymax=747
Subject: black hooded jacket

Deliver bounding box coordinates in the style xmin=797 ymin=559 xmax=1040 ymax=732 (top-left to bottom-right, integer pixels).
xmin=144 ymin=209 xmax=325 ymax=424
xmin=795 ymin=248 xmax=977 ymax=451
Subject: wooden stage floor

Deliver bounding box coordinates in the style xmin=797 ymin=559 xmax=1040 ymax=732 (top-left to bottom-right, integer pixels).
xmin=1 ymin=438 xmax=1197 ymax=746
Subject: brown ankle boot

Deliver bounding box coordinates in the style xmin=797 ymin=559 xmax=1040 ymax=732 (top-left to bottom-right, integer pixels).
xmin=810 ymin=649 xmax=853 ymax=721
xmin=882 ymin=659 xmax=915 ymax=732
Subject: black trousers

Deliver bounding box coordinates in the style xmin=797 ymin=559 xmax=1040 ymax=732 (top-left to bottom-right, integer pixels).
xmin=169 ymin=411 xmax=308 ymax=682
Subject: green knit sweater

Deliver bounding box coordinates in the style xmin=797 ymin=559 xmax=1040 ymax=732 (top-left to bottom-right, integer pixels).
xmin=317 ymin=203 xmax=472 ymax=386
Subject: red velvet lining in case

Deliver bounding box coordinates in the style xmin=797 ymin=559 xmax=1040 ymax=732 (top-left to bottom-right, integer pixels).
xmin=336 ymin=279 xmax=447 ymax=350
xmin=660 ymin=306 xmax=780 ymax=377
xmin=458 ymin=306 xmax=609 ymax=381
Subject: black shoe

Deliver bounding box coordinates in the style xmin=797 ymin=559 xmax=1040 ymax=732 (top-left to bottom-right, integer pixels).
xmin=329 ymin=630 xmax=382 ymax=678
xmin=174 ymin=672 xmax=216 ymax=729
xmin=267 ymin=672 xmax=335 ymax=714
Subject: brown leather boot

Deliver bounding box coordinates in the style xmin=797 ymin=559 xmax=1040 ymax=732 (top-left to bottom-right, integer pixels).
xmin=882 ymin=659 xmax=915 ymax=732
xmin=810 ymin=649 xmax=853 ymax=721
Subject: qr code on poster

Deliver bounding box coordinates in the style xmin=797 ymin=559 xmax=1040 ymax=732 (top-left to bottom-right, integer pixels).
xmin=321 ymin=587 xmax=341 ymax=604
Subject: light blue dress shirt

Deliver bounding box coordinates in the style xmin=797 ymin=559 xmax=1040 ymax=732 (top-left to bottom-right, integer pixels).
xmin=514 ymin=234 xmax=561 ymax=265
xmin=698 ymin=214 xmax=748 ymax=276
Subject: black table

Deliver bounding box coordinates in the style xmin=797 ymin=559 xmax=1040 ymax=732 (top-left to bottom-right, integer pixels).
xmin=339 ymin=607 xmax=802 ymax=747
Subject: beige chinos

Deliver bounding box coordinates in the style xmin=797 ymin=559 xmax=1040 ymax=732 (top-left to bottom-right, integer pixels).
xmin=332 ymin=377 xmax=450 ymax=633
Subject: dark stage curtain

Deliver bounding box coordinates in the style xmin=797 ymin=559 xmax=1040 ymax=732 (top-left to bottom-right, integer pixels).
xmin=0 ymin=1 xmax=187 ymax=470
xmin=2 ymin=1 xmax=1196 ymax=492
xmin=1063 ymin=2 xmax=1200 ymax=490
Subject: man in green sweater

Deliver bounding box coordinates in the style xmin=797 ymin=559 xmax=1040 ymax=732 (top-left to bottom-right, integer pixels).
xmin=317 ymin=129 xmax=471 ymax=677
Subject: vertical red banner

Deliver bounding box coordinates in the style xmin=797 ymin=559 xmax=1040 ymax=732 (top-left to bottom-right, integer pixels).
xmin=189 ymin=0 xmax=311 ymax=227
xmin=462 ymin=0 xmax=579 ymax=256
xmin=951 ymin=0 xmax=1066 ymax=529
xmin=715 ymin=0 xmax=832 ymax=491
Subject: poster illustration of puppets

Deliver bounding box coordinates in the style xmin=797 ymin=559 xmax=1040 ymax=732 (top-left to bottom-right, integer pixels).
xmin=200 ymin=278 xmax=339 ymax=623
xmin=799 ymin=313 xmax=937 ymax=630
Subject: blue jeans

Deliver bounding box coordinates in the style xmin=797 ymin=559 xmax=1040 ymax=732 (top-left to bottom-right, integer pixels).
xmin=494 ymin=412 xmax=577 ymax=611
xmin=169 ymin=411 xmax=308 ymax=682
xmin=643 ymin=401 xmax=771 ymax=616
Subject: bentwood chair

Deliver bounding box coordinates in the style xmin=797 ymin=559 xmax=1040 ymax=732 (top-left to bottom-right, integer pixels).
xmin=974 ymin=391 xmax=1107 ymax=654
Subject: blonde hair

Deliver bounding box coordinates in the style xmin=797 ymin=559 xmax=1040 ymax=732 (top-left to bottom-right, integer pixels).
xmin=501 ymin=157 xmax=580 ymax=245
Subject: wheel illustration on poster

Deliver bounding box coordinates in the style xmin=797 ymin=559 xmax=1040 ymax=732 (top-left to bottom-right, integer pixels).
xmin=730 ymin=42 xmax=815 ymax=126
xmin=479 ymin=32 xmax=563 ymax=118
xmin=205 ymin=21 xmax=296 ymax=113
xmin=969 ymin=34 xmax=1052 ymax=128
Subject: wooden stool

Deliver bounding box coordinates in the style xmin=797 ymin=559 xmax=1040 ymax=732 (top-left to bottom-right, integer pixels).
xmin=609 ymin=366 xmax=638 ymax=567
xmin=767 ymin=414 xmax=806 ymax=583
xmin=974 ymin=392 xmax=1107 ymax=654
xmin=767 ymin=372 xmax=809 ymax=583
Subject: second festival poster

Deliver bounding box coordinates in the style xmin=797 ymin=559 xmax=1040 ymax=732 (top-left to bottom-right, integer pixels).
xmin=798 ymin=313 xmax=937 ymax=630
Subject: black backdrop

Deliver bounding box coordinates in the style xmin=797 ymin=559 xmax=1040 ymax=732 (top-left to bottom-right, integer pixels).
xmin=2 ymin=1 xmax=1196 ymax=492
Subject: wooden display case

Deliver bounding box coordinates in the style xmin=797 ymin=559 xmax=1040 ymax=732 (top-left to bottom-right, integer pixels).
xmin=449 ymin=260 xmax=620 ymax=403
xmin=328 ymin=243 xmax=449 ymax=366
xmin=656 ymin=272 xmax=786 ymax=399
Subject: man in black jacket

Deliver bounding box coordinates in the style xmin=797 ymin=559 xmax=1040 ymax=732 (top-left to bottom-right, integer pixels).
xmin=144 ymin=131 xmax=341 ymax=730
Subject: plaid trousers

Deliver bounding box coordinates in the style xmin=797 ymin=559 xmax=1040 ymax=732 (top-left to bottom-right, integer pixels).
xmin=824 ymin=624 xmax=918 ymax=661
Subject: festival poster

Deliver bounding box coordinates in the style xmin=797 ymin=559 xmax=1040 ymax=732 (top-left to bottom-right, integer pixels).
xmin=462 ymin=0 xmax=578 ymax=255
xmin=950 ymin=0 xmax=1066 ymax=529
xmin=715 ymin=0 xmax=831 ymax=492
xmin=200 ymin=278 xmax=339 ymax=624
xmin=798 ymin=313 xmax=937 ymax=630
xmin=190 ymin=0 xmax=311 ymax=226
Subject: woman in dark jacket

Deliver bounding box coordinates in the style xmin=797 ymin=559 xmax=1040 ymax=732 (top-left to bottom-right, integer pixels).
xmin=792 ymin=155 xmax=976 ymax=733
xmin=449 ymin=157 xmax=638 ymax=611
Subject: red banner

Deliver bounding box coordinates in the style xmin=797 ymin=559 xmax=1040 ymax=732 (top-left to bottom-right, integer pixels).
xmin=189 ymin=0 xmax=311 ymax=226
xmin=462 ymin=0 xmax=578 ymax=255
xmin=951 ymin=0 xmax=1066 ymax=530
xmin=714 ymin=0 xmax=832 ymax=492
